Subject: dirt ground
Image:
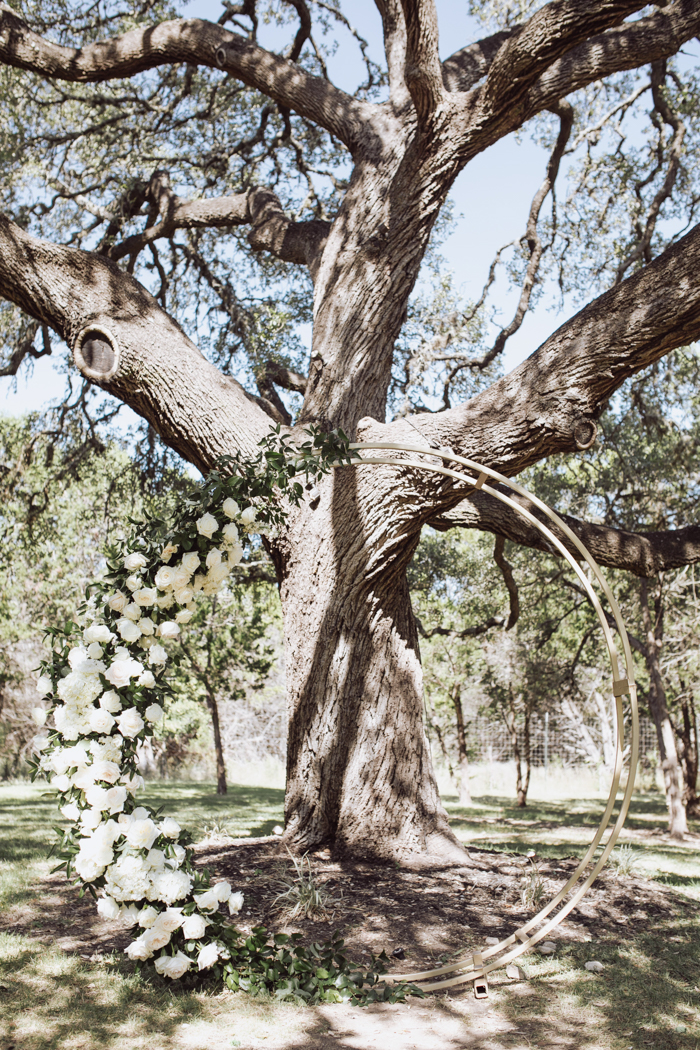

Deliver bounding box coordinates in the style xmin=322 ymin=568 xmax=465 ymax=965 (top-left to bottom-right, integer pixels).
xmin=1 ymin=837 xmax=697 ymax=1049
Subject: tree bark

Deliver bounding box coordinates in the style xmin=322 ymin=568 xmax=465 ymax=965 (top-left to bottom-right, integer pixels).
xmin=206 ymin=692 xmax=228 ymax=796
xmin=639 ymin=578 xmax=687 ymax=839
xmin=678 ymin=690 xmax=699 ymax=818
xmin=450 ymin=682 xmax=472 ymax=806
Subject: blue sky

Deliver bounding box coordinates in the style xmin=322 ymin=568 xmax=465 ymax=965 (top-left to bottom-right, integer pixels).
xmin=1 ymin=0 xmax=570 ymax=418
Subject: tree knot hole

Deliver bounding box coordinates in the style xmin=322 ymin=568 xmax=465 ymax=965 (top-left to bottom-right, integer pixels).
xmin=73 ymin=325 xmax=120 ymax=382
xmin=573 ymin=416 xmax=598 ymax=451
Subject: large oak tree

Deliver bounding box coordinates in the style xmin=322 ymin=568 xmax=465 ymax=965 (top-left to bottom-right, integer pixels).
xmin=2 ymin=0 xmax=700 ymax=859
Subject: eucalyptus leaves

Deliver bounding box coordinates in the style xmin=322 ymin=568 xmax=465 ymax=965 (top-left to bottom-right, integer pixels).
xmin=27 ymin=428 xmax=411 ymax=1001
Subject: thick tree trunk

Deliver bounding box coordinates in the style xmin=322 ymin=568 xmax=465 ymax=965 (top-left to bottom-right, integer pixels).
xmin=451 ymin=683 xmax=472 ymax=806
xmin=639 ymin=579 xmax=687 ymax=838
xmin=206 ymin=692 xmax=227 ymax=796
xmin=274 ymin=465 xmax=468 ymax=865
xmin=678 ymin=690 xmax=699 ymax=818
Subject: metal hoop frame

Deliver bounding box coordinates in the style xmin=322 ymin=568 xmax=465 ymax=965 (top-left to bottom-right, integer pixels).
xmin=333 ymin=442 xmax=639 ymax=993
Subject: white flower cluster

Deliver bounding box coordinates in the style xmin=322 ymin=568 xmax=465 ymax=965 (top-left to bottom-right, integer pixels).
xmin=34 ymin=495 xmax=256 ymax=979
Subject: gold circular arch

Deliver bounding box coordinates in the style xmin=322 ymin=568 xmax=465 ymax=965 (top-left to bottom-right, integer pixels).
xmin=335 ymin=442 xmax=639 ymax=994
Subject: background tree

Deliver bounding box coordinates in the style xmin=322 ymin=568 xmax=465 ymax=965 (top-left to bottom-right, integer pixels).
xmin=3 ymin=0 xmax=700 ymax=861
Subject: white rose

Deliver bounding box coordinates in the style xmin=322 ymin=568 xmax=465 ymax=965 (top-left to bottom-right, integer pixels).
xmin=196 ymin=513 xmax=218 ymax=538
xmin=169 ymin=844 xmax=186 ymax=866
xmin=193 ymin=888 xmax=220 ymax=913
xmin=155 ymin=951 xmax=192 ymax=979
xmin=181 ymin=913 xmax=208 ymax=939
xmin=160 ymin=542 xmax=178 ymax=563
xmin=222 ymin=522 xmax=239 ymax=545
xmin=240 ymin=506 xmax=256 ymax=526
xmin=107 ymin=591 xmax=128 ymax=613
xmin=105 ymin=786 xmax=128 ymax=813
xmin=125 ymin=936 xmax=153 ymax=961
xmin=197 ymin=943 xmax=219 ymax=971
xmin=138 ymin=671 xmax=156 ymax=689
xmin=213 ymin=881 xmax=232 ymax=902
xmin=32 ymin=707 xmax=47 ymax=727
xmin=122 ymin=773 xmax=145 ymax=793
xmin=124 ymin=552 xmax=148 ymax=571
xmin=116 ymin=708 xmax=145 ymax=739
xmin=146 ymin=848 xmax=165 ymax=870
xmin=86 ymin=784 xmax=110 ymax=810
xmin=89 ymin=708 xmax=116 ymax=735
xmin=125 ymin=818 xmax=160 ymax=850
xmin=84 ymin=624 xmax=113 ymax=644
xmin=125 ymin=574 xmax=142 ymax=592
xmin=175 ymin=609 xmax=193 ymax=624
xmin=180 ymin=552 xmax=201 ymax=575
xmin=97 ymin=895 xmax=121 ymax=921
xmin=61 ymin=802 xmax=80 ymax=821
xmin=173 ymin=587 xmax=194 ymax=606
xmin=123 ymin=603 xmax=141 ymax=621
xmin=36 ymin=675 xmax=53 ymax=697
xmin=149 ymin=645 xmax=168 ymax=667
xmin=86 ymin=642 xmax=103 ymax=659
xmin=205 ymin=549 xmax=222 ymax=569
xmin=134 ymin=587 xmax=158 ymax=607
xmin=117 ymin=618 xmax=142 ymax=643
xmin=138 ymin=905 xmax=159 ymax=928
xmin=80 ymin=808 xmax=103 ymax=832
xmin=157 ymin=621 xmax=180 ymax=639
xmin=156 ymin=592 xmax=175 ymax=610
xmin=192 ymin=574 xmax=204 ymax=592
xmin=144 ymin=703 xmax=164 ymax=723
xmin=100 ymin=691 xmax=122 ymax=713
xmin=51 ymin=774 xmax=71 ymax=793
xmin=154 ymin=565 xmax=177 ymax=590
xmin=154 ymin=908 xmax=184 ymax=933
xmin=71 ymin=767 xmax=96 ymax=791
xmin=227 ymin=544 xmax=244 ymax=567
xmin=143 ymin=925 xmax=172 ymax=952
xmin=104 ymin=662 xmax=134 ymax=689
xmin=119 ymin=903 xmax=141 ymax=927
xmin=222 ymin=497 xmax=239 ymax=518
xmin=138 ymin=617 xmax=155 ymax=637
xmin=91 ymin=759 xmax=121 ymax=784
xmin=74 ymin=854 xmax=102 ymax=882
xmin=159 ymin=817 xmax=181 ymax=839
xmin=228 ymin=891 xmax=244 ymax=915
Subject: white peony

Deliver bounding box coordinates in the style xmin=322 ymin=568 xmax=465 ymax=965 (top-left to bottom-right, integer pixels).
xmin=106 ymin=853 xmax=151 ymax=901
xmin=36 ymin=675 xmax=53 ymax=697
xmin=117 ymin=618 xmax=142 ymax=643
xmin=154 ymin=565 xmax=177 ymax=590
xmin=107 ymin=591 xmax=128 ymax=613
xmin=181 ymin=913 xmax=208 ymax=939
xmin=148 ymin=645 xmax=168 ymax=667
xmin=74 ymin=854 xmax=103 ymax=882
xmin=124 ymin=552 xmax=148 ymax=571
xmin=32 ymin=707 xmax=47 ymax=727
xmin=197 ymin=942 xmax=219 ymax=970
xmin=228 ymin=891 xmax=244 ymax=915
xmin=97 ymin=895 xmax=121 ymax=920
xmin=100 ymin=690 xmax=123 ymax=713
xmin=125 ymin=817 xmax=159 ymax=850
xmin=138 ymin=670 xmax=156 ymax=689
xmin=155 ymin=951 xmax=192 ymax=979
xmin=144 ymin=703 xmax=164 ymax=723
xmin=157 ymin=621 xmax=180 ymax=639
xmin=84 ymin=624 xmax=114 ymax=644
xmin=180 ymin=552 xmax=201 ymax=576
xmin=89 ymin=707 xmax=116 ymax=734
xmin=222 ymin=497 xmax=239 ymax=518
xmin=196 ymin=512 xmax=219 ymax=538
xmin=134 ymin=587 xmax=158 ymax=607
xmin=147 ymin=868 xmax=193 ymax=904
xmin=116 ymin=707 xmax=145 ymax=739
xmin=159 ymin=817 xmax=180 ymax=839
xmin=160 ymin=542 xmax=178 ymax=563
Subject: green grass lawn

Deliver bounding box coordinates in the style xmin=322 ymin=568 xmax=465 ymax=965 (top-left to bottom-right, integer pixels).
xmin=0 ymin=778 xmax=698 ymax=1050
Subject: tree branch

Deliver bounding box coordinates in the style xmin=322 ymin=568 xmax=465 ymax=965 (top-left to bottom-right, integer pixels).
xmin=441 ymin=29 xmax=514 ymax=93
xmin=0 ymin=8 xmax=370 ymax=151
xmin=428 ymin=486 xmax=700 ymax=579
xmin=0 ymin=213 xmax=273 ymax=470
xmin=399 ymin=0 xmax=444 ymax=122
xmin=493 ymin=534 xmax=519 ymax=629
xmin=414 ymin=612 xmax=504 ymax=639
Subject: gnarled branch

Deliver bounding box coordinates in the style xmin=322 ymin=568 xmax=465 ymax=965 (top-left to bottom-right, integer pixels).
xmin=399 ymin=0 xmax=444 ymax=122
